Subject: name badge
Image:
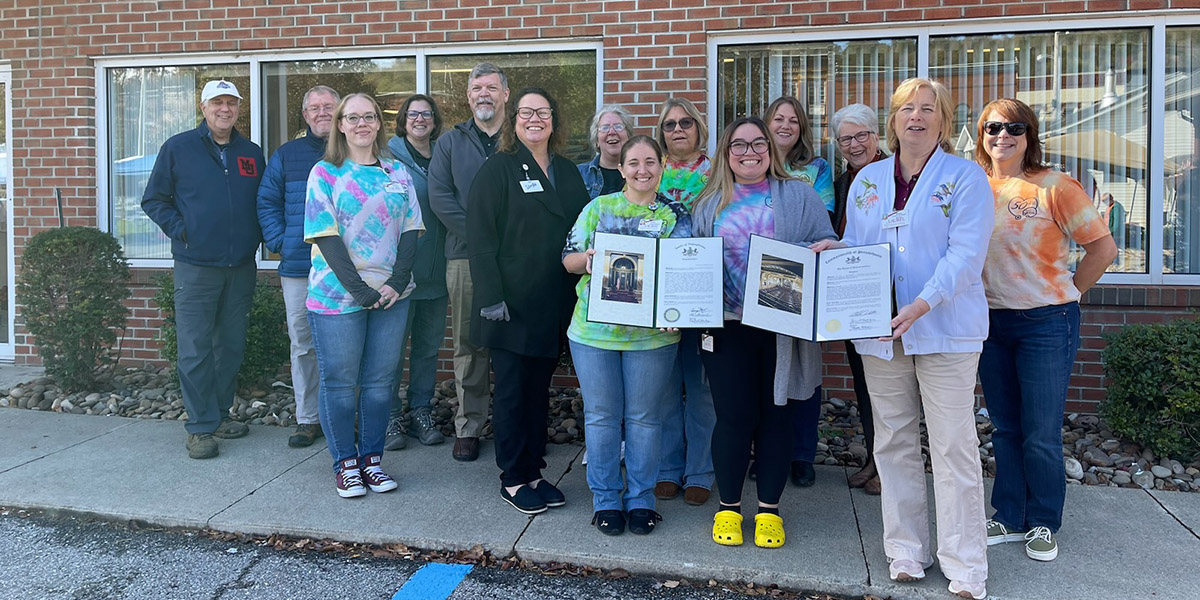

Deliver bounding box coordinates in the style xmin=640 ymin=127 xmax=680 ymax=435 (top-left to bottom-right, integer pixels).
xmin=385 ymin=182 xmax=406 ymax=193
xmin=700 ymin=333 xmax=715 ymax=353
xmin=637 ymin=218 xmax=663 ymax=233
xmin=882 ymin=209 xmax=909 ymax=229
xmin=520 ymin=179 xmax=544 ymax=193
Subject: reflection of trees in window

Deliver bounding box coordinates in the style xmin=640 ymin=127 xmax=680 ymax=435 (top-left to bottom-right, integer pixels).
xmin=427 ymin=51 xmax=597 ymax=163
xmin=1164 ymin=28 xmax=1200 ymax=275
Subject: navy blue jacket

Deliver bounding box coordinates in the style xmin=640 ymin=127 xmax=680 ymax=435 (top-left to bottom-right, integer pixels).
xmin=257 ymin=126 xmax=326 ymax=278
xmin=142 ymin=122 xmax=265 ymax=267
xmin=388 ymin=135 xmax=448 ymax=300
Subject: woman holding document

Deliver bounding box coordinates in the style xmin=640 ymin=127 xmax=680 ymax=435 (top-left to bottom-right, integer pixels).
xmin=812 ymin=78 xmax=992 ymax=599
xmin=563 ymin=136 xmax=691 ymax=537
xmin=691 ymin=116 xmax=835 ymax=549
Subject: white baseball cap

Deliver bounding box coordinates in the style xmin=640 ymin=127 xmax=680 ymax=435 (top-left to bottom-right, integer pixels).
xmin=201 ymin=80 xmax=242 ymax=103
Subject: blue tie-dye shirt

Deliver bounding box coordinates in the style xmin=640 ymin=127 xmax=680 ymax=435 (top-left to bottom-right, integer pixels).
xmin=713 ymin=180 xmax=774 ymax=320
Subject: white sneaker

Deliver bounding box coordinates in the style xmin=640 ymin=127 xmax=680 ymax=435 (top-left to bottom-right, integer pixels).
xmin=888 ymin=558 xmax=926 ymax=582
xmin=948 ymin=579 xmax=987 ymax=599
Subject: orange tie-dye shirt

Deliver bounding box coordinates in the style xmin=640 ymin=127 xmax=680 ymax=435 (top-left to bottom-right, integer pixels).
xmin=982 ymin=170 xmax=1110 ymax=310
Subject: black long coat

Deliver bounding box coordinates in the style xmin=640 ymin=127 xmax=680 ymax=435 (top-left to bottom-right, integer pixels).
xmin=466 ymin=143 xmax=589 ymax=358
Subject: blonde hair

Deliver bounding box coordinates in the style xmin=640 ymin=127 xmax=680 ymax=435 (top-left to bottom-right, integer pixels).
xmin=694 ymin=117 xmax=792 ymax=219
xmin=885 ymin=78 xmax=954 ymax=155
xmin=323 ymin=93 xmax=389 ymax=166
xmin=655 ymin=97 xmax=708 ymax=155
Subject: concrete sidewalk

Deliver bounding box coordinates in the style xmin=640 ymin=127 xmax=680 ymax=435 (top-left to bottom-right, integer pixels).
xmin=1 ymin=408 xmax=1197 ymax=600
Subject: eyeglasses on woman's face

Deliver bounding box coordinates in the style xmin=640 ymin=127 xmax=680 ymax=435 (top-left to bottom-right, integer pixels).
xmin=406 ymin=110 xmax=433 ymax=120
xmin=729 ymin=138 xmax=770 ymax=156
xmin=837 ymin=130 xmax=874 ymax=147
xmin=341 ymin=113 xmax=378 ymax=125
xmin=662 ymin=117 xmax=696 ymax=133
xmin=982 ymin=121 xmax=1028 ymax=136
xmin=517 ymin=107 xmax=553 ymax=120
xmin=598 ymin=123 xmax=626 ymax=133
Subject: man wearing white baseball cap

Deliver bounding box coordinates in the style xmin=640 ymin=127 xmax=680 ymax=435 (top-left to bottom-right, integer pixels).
xmin=142 ymin=79 xmax=265 ymax=459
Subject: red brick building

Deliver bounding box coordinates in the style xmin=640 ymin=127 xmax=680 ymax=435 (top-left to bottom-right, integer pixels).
xmin=2 ymin=1 xmax=1199 ymax=413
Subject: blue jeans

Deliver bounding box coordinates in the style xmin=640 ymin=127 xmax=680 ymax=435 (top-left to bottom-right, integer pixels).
xmin=658 ymin=330 xmax=716 ymax=490
xmin=791 ymin=386 xmax=822 ymax=463
xmin=309 ymin=300 xmax=411 ymax=471
xmin=570 ymin=340 xmax=677 ymax=512
xmin=979 ymin=302 xmax=1080 ymax=533
xmin=392 ymin=295 xmax=448 ymax=414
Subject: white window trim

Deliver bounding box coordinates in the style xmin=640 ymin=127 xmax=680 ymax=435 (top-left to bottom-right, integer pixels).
xmin=709 ymin=12 xmax=1200 ymax=285
xmin=1 ymin=63 xmax=14 ymax=360
xmin=94 ymin=39 xmax=604 ymax=269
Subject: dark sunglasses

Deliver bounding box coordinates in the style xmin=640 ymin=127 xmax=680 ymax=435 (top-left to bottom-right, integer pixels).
xmin=982 ymin=121 xmax=1028 ymax=136
xmin=662 ymin=117 xmax=696 ymax=133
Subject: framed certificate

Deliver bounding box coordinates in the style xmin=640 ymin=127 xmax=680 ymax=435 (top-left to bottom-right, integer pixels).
xmin=741 ymin=235 xmax=892 ymax=341
xmin=586 ymin=232 xmax=724 ymax=329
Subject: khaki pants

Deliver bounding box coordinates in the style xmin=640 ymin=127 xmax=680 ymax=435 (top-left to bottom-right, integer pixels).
xmin=861 ymin=340 xmax=988 ymax=584
xmin=446 ymin=258 xmax=491 ymax=437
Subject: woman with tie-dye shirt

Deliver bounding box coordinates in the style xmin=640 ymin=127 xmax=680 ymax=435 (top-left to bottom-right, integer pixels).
xmin=304 ymin=93 xmax=424 ymax=500
xmin=764 ymin=96 xmax=834 ymax=213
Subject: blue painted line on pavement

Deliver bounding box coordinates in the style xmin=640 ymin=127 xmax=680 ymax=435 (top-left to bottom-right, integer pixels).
xmin=392 ymin=562 xmax=474 ymax=600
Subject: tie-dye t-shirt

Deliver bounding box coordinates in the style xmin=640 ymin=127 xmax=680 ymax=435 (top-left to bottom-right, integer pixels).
xmin=563 ymin=192 xmax=692 ymax=351
xmin=659 ymin=155 xmax=711 ymax=210
xmin=304 ymin=159 xmax=424 ymax=315
xmin=981 ymin=170 xmax=1110 ymax=310
xmin=786 ymin=157 xmax=835 ymax=213
xmin=713 ymin=180 xmax=775 ymax=319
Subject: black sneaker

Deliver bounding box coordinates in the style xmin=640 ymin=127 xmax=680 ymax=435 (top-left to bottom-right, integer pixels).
xmin=791 ymin=460 xmax=816 ymax=487
xmin=592 ymin=510 xmax=626 ymax=536
xmin=531 ymin=480 xmax=566 ymax=508
xmin=501 ymin=485 xmax=547 ymax=515
xmin=384 ymin=413 xmax=407 ymax=451
xmin=627 ymin=509 xmax=663 ymax=535
xmin=407 ymin=407 xmax=445 ymax=446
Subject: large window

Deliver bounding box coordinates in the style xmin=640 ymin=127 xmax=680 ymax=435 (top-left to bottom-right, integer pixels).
xmin=1165 ymin=27 xmax=1200 ymax=275
xmin=107 ymin=64 xmax=250 ymax=260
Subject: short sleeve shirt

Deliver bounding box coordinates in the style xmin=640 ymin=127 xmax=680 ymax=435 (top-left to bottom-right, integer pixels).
xmin=982 ymin=170 xmax=1110 ymax=309
xmin=304 ymin=159 xmax=424 ymax=314
xmin=714 ymin=180 xmax=775 ymax=319
xmin=786 ymin=157 xmax=835 ymax=213
xmin=563 ymin=192 xmax=692 ymax=351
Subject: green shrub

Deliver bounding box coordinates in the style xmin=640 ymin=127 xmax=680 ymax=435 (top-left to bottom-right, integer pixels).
xmin=17 ymin=227 xmax=131 ymax=391
xmin=152 ymin=273 xmax=289 ymax=388
xmin=1101 ymin=316 xmax=1200 ymax=460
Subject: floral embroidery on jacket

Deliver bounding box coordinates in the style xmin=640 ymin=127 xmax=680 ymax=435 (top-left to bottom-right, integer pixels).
xmin=855 ymin=177 xmax=880 ymax=210
xmin=931 ymin=182 xmax=956 ymax=217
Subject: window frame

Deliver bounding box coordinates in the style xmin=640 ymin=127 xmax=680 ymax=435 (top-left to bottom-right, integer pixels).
xmin=710 ymin=12 xmax=1200 ymax=286
xmin=94 ymin=39 xmax=604 ymax=269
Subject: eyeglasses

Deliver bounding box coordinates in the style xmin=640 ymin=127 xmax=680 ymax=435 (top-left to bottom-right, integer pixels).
xmin=730 ymin=138 xmax=770 ymax=156
xmin=662 ymin=117 xmax=696 ymax=133
xmin=836 ymin=131 xmax=875 ymax=147
xmin=305 ymin=104 xmax=336 ymax=115
xmin=517 ymin=107 xmax=553 ymax=120
xmin=406 ymin=110 xmax=433 ymax=120
xmin=982 ymin=121 xmax=1028 ymax=136
xmin=598 ymin=123 xmax=626 ymax=133
xmin=342 ymin=113 xmax=378 ymax=125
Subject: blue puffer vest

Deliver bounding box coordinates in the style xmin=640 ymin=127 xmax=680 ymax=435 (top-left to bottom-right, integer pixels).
xmin=256 ymin=127 xmax=327 ymax=278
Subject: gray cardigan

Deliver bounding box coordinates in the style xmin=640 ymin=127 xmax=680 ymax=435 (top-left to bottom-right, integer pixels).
xmin=691 ymin=176 xmax=837 ymax=406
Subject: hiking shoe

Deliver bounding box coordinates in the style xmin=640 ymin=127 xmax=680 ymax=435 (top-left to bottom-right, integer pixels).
xmin=986 ymin=519 xmax=1027 ymax=545
xmin=1024 ymin=526 xmax=1058 ymax=561
xmin=335 ymin=457 xmax=366 ymax=498
xmin=384 ymin=413 xmax=408 ymax=451
xmin=501 ymin=485 xmax=547 ymax=515
xmin=592 ymin=510 xmax=626 ymax=536
xmin=186 ymin=433 xmax=218 ymax=459
xmin=407 ymin=407 xmax=445 ymax=446
xmin=212 ymin=418 xmax=249 ymax=439
xmin=288 ymin=423 xmax=323 ymax=448
xmin=361 ymin=453 xmax=397 ymax=493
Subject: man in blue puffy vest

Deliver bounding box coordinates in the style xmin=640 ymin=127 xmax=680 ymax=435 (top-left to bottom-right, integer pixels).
xmin=256 ymin=84 xmax=340 ymax=449
xmin=142 ymin=80 xmax=264 ymax=459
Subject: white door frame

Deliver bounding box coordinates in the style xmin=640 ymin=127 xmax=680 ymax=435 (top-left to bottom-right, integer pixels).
xmin=1 ymin=64 xmax=14 ymax=360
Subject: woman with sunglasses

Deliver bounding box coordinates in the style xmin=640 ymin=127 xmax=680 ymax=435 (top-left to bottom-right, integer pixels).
xmin=578 ymin=105 xmax=635 ymax=199
xmin=692 ymin=117 xmax=835 ymax=549
xmin=974 ymin=99 xmax=1116 ymax=564
xmin=467 ymin=88 xmax=589 ymax=515
xmin=653 ymin=97 xmax=717 ymax=508
xmin=304 ymin=93 xmax=424 ymax=498
xmin=813 ymin=78 xmax=993 ymax=599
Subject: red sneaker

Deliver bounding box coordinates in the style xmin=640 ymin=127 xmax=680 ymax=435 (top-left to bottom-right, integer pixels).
xmin=361 ymin=453 xmax=397 ymax=493
xmin=336 ymin=457 xmax=366 ymax=498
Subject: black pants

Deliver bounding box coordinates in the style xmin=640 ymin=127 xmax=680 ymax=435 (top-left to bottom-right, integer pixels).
xmin=845 ymin=340 xmax=875 ymax=454
xmin=490 ymin=347 xmax=556 ymax=487
xmin=701 ymin=321 xmax=793 ymax=506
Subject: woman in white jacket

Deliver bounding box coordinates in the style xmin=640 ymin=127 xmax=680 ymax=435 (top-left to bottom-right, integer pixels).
xmin=812 ymin=78 xmax=993 ymax=600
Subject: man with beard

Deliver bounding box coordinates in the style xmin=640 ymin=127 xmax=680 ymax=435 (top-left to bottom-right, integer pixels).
xmin=257 ymin=84 xmax=340 ymax=448
xmin=428 ymin=63 xmax=509 ymax=462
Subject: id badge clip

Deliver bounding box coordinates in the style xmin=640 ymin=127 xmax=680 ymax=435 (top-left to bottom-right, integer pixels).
xmin=520 ymin=163 xmax=544 ymax=193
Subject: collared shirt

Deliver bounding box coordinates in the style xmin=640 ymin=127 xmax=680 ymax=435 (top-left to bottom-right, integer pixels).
xmin=469 ymin=119 xmax=499 ymax=157
xmin=892 ymin=148 xmax=936 ymax=211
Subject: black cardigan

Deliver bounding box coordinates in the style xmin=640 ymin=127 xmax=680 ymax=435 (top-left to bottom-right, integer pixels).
xmin=466 ymin=143 xmax=589 ymax=358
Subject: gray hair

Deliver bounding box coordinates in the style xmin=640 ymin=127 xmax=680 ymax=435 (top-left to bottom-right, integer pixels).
xmin=301 ymin=85 xmax=341 ymax=107
xmin=468 ymin=62 xmax=508 ymax=91
xmin=830 ymin=103 xmax=878 ymax=137
xmin=587 ymin=104 xmax=636 ymax=150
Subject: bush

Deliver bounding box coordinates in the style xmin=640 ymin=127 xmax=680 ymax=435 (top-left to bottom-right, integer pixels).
xmin=17 ymin=227 xmax=131 ymax=391
xmin=1101 ymin=316 xmax=1200 ymax=460
xmin=152 ymin=273 xmax=290 ymax=388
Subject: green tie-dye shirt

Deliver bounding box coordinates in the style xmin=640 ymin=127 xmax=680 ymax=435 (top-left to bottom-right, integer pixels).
xmin=659 ymin=154 xmax=711 ymax=210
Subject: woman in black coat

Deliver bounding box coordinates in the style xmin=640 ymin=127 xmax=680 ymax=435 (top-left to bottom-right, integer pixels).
xmin=467 ymin=88 xmax=589 ymax=515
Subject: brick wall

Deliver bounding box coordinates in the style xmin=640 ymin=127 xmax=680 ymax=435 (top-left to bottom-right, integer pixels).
xmin=4 ymin=0 xmax=1200 ymax=410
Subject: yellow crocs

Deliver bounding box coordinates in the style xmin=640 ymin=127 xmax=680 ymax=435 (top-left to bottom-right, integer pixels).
xmin=712 ymin=510 xmax=743 ymax=546
xmin=754 ymin=512 xmax=785 ymax=548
